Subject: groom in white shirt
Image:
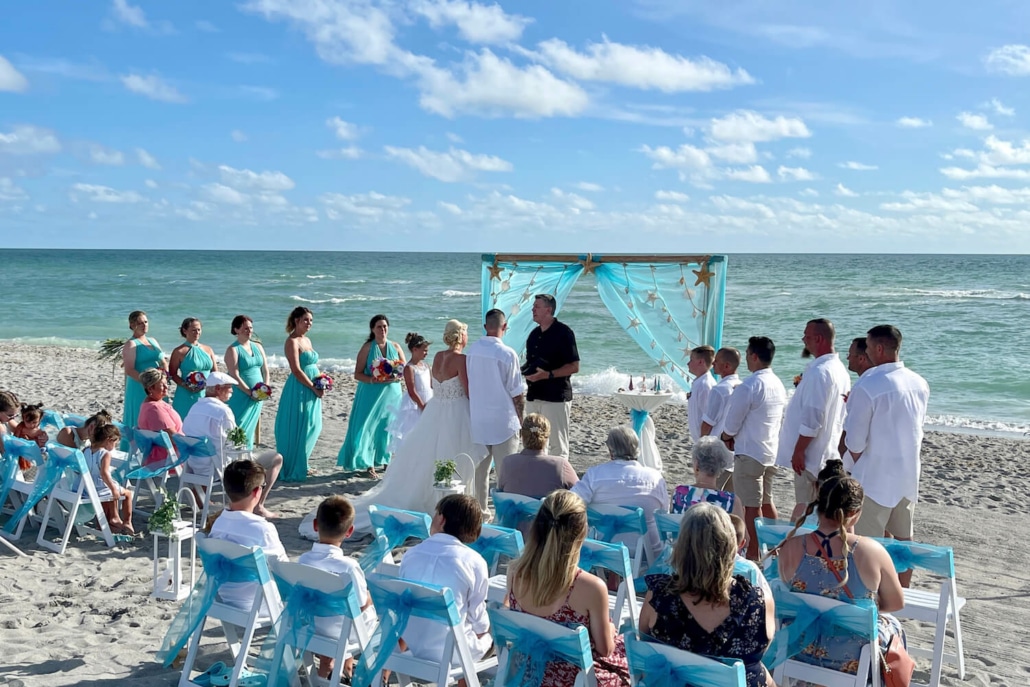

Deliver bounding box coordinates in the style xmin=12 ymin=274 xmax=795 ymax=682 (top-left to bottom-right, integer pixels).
xmin=465 ymin=309 xmax=525 ymax=511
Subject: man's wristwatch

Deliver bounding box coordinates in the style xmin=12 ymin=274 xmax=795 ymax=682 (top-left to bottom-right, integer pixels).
xmin=548 ymin=371 xmax=555 ymax=380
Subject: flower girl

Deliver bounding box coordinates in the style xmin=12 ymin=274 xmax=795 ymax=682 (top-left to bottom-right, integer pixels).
xmin=389 ymin=332 xmax=433 ymax=449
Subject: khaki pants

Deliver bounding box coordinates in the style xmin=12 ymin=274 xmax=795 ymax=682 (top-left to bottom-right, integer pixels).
xmin=474 ymin=434 xmax=520 ymax=510
xmin=855 ymin=496 xmax=915 ymax=539
xmin=526 ymin=400 xmax=571 ymax=459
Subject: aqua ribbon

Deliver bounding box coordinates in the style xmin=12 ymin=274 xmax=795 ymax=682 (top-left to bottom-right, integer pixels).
xmin=630 ymin=408 xmax=648 ymax=436
xmin=588 ymin=506 xmax=644 ymax=541
xmin=2 ymin=442 xmax=85 ymax=534
xmin=172 ymin=435 xmax=217 ymax=462
xmin=62 ymin=414 xmax=87 ymax=428
xmin=634 ymin=544 xmax=674 ymax=594
xmin=469 ymin=526 xmax=524 ymax=569
xmin=40 ymin=410 xmax=66 ymax=431
xmin=157 ymin=544 xmax=270 ymax=666
xmin=875 ymin=538 xmax=954 ymax=577
xmin=0 ymin=436 xmax=45 ymax=519
xmin=357 ymin=534 xmax=393 ymax=574
xmin=487 ymin=606 xmax=592 ymax=686
xmin=359 ymin=511 xmax=431 ymax=572
xmin=578 ymin=539 xmax=632 ymax=578
xmin=762 ymin=582 xmax=877 ymax=670
xmin=493 ymin=497 xmax=540 ymax=529
xmin=353 ymin=576 xmax=459 ymax=687
xmin=628 ymin=644 xmax=746 ymax=687
xmin=116 ymin=430 xmax=189 ymax=482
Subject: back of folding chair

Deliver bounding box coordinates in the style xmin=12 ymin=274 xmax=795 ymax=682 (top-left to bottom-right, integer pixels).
xmin=578 ymin=538 xmax=639 ymax=632
xmin=364 ymin=504 xmax=431 ymax=570
xmin=2 ymin=439 xmax=75 ymax=539
xmin=0 ymin=435 xmax=45 ymax=534
xmin=172 ymin=434 xmax=220 ymax=523
xmin=469 ymin=523 xmax=524 ymax=575
xmin=129 ymin=428 xmax=182 ymax=514
xmin=490 ymin=490 xmax=542 ymax=530
xmin=36 ymin=443 xmax=115 ymax=554
xmin=488 ymin=606 xmax=595 ymax=687
xmin=586 ymin=504 xmax=648 ymax=575
xmin=654 ymin=511 xmax=682 ymax=543
xmin=625 ymin=631 xmax=746 ymax=687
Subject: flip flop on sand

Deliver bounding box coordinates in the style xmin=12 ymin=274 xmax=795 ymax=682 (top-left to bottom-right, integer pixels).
xmin=191 ymin=661 xmax=228 ymax=687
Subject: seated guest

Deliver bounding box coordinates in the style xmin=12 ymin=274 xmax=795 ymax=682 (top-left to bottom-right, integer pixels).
xmin=640 ymin=503 xmax=776 ymax=687
xmin=398 ymin=494 xmax=492 ymax=664
xmin=672 ymin=436 xmax=742 ymax=517
xmin=0 ymin=390 xmax=19 ymax=434
xmin=181 ymin=371 xmax=283 ymax=519
xmin=83 ymin=423 xmax=134 ymax=535
xmin=137 ymin=368 xmax=182 ymax=465
xmin=774 ymin=475 xmax=905 ymax=675
xmin=496 ymin=413 xmax=578 ymax=498
xmin=571 ymin=425 xmax=668 ymax=564
xmin=56 ymin=410 xmax=113 ymax=450
xmin=506 ymin=490 xmax=630 ymax=686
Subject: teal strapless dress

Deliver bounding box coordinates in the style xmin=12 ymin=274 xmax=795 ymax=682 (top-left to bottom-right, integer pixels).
xmin=122 ymin=336 xmax=163 ymax=450
xmin=227 ymin=342 xmax=265 ymax=450
xmin=172 ymin=343 xmax=214 ymax=419
xmin=337 ymin=341 xmax=403 ymax=472
xmin=275 ymin=349 xmax=323 ymax=482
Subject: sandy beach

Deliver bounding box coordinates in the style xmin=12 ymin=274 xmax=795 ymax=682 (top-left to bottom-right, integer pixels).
xmin=0 ymin=343 xmax=1027 ymax=686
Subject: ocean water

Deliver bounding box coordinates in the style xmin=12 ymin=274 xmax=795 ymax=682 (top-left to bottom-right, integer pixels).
xmin=0 ymin=250 xmax=1027 ymax=436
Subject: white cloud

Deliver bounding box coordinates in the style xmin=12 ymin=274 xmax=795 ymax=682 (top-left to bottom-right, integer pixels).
xmin=839 ymin=161 xmax=878 ymax=171
xmin=532 ymin=38 xmax=754 ymax=92
xmin=204 ymin=183 xmax=249 ymax=205
xmin=834 ymin=183 xmax=858 ymax=197
xmin=144 ymin=179 xmax=158 ymax=189
xmin=786 ymin=147 xmax=812 ymax=159
xmin=231 ymin=130 xmax=248 ymax=142
xmin=327 ymin=116 xmax=360 ymax=141
xmin=196 ymin=20 xmax=219 ymax=32
xmin=121 ymin=73 xmax=188 ymax=103
xmin=0 ymin=125 xmax=61 ymax=154
xmin=550 ymin=187 xmax=595 ymax=211
xmin=316 ymin=146 xmax=363 ymax=160
xmin=321 ymin=191 xmax=411 ymax=220
xmin=89 ymin=144 xmax=125 ymax=165
xmin=70 ymin=182 xmax=145 ymax=203
xmin=777 ymin=165 xmax=816 ymax=181
xmin=411 ymin=0 xmax=532 ymax=44
xmin=799 ymin=188 xmax=819 ymax=197
xmin=987 ymin=98 xmax=1015 ymax=116
xmin=218 ymin=164 xmax=296 ymax=191
xmin=0 ymin=177 xmax=28 ymax=202
xmin=880 ymin=191 xmax=978 ymax=213
xmin=227 ymin=52 xmax=272 ymax=64
xmin=136 ymin=148 xmax=161 ymax=169
xmin=957 ymin=112 xmax=992 ymax=131
xmin=655 ymin=190 xmax=689 ymax=203
xmin=438 ymin=201 xmax=463 ymax=215
xmin=985 ymin=44 xmax=1030 ymax=76
xmin=639 ymin=144 xmax=712 ymax=171
xmin=724 ymin=165 xmax=772 ymax=183
xmin=0 ymin=55 xmax=29 ymax=93
xmin=980 ymin=135 xmax=1030 ymax=165
xmin=384 ymin=145 xmax=512 ymax=182
xmin=445 ymin=132 xmax=463 ymax=143
xmin=575 ymin=182 xmax=604 ymax=192
xmin=896 ymin=116 xmax=932 ymax=128
xmin=707 ymin=142 xmax=758 ymax=164
xmin=939 ymin=164 xmax=1030 ymax=181
xmin=111 ymin=0 xmax=147 ymax=28
xmin=708 ymin=110 xmax=811 ymax=143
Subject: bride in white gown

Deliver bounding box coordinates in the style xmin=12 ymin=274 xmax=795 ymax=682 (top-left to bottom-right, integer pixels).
xmin=300 ymin=319 xmax=487 ymax=539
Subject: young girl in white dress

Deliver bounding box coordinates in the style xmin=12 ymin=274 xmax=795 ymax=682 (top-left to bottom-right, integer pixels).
xmin=84 ymin=424 xmax=135 ymax=535
xmin=389 ymin=332 xmax=433 ymax=450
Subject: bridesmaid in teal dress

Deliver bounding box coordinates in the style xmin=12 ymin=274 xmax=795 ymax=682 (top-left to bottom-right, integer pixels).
xmin=169 ymin=317 xmax=217 ymax=420
xmin=337 ymin=314 xmax=406 ymax=479
xmin=121 ymin=310 xmax=166 ymax=450
xmin=275 ymin=307 xmax=324 ymax=482
xmin=225 ymin=315 xmax=271 ymax=449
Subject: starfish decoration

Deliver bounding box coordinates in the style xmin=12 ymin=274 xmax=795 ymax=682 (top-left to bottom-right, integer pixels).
xmin=500 ymin=280 xmax=511 ymax=292
xmin=658 ymin=355 xmax=671 ymax=370
xmin=692 ymin=259 xmax=714 ymax=287
xmin=510 ymin=303 xmax=521 ymax=316
xmin=680 ymin=345 xmax=692 ymax=360
xmin=645 ymin=290 xmax=659 ymax=307
xmin=627 ymin=317 xmax=642 ymax=331
xmin=521 ymin=289 xmax=532 ymax=302
xmin=487 ymin=262 xmax=504 ymax=281
xmin=580 ymin=255 xmax=601 ymax=274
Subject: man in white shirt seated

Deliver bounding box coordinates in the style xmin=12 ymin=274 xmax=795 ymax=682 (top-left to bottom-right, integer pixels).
xmin=182 ymin=371 xmax=283 ymax=519
xmin=398 ymin=494 xmax=493 ymax=664
xmin=572 ymin=425 xmax=669 ymax=565
xmin=777 ymin=318 xmax=851 ymax=521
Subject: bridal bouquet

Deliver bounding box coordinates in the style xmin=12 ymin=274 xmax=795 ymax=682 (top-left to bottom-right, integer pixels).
xmin=313 ymin=374 xmax=334 ymax=392
xmin=251 ymin=382 xmax=273 ymax=401
xmin=371 ymin=358 xmax=404 ymax=382
xmin=184 ymin=371 xmax=207 ymax=392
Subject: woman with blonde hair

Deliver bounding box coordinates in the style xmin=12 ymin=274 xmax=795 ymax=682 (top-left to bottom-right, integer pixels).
xmin=506 ymin=490 xmax=630 ymax=687
xmin=497 ymin=413 xmax=578 ymax=498
xmin=640 ymin=502 xmax=776 ymax=687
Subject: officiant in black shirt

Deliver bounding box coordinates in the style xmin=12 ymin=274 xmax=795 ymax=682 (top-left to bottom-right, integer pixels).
xmin=523 ymin=293 xmax=579 ymax=458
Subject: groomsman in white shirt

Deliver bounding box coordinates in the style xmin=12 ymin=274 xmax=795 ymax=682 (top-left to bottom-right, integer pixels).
xmin=777 ymin=319 xmax=851 ymax=521
xmin=838 ymin=336 xmax=874 ymax=464
xmin=686 ymin=345 xmax=717 ymax=445
xmin=466 ymin=309 xmax=525 ymax=511
xmin=721 ymin=337 xmax=787 ymax=560
xmin=844 ymin=325 xmax=929 ymax=584
xmin=700 ymin=347 xmax=742 ymax=488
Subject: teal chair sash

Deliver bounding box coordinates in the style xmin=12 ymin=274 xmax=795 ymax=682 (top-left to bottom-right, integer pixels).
xmin=2 ymin=442 xmax=85 ymax=535
xmin=493 ymin=493 xmax=541 ymax=530
xmin=488 ymin=606 xmax=592 ymax=687
xmin=625 ymin=632 xmax=746 ymax=687
xmin=469 ymin=525 xmax=524 ymax=570
xmin=587 ymin=505 xmax=646 ymax=541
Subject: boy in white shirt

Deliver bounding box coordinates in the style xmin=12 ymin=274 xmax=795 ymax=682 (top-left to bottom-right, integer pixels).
xmin=297 ymin=495 xmax=374 ymax=683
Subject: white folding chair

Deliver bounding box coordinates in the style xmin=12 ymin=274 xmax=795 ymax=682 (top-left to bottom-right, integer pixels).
xmin=130 ymin=428 xmax=184 ymax=516
xmin=267 ymin=561 xmax=375 ymax=687
xmin=0 ymin=435 xmax=46 ymax=542
xmin=35 ymin=443 xmax=116 ymax=554
xmin=358 ymin=505 xmax=432 ymax=575
xmin=489 ymin=606 xmax=596 ymax=687
xmin=578 ymin=538 xmax=640 ymax=632
xmin=753 ymin=516 xmax=815 ymax=580
xmin=490 ymin=490 xmax=542 ymax=531
xmin=586 ymin=504 xmax=649 ymax=576
xmin=172 ymin=434 xmax=222 ymax=526
xmin=354 ymin=575 xmax=497 ymax=687
xmin=624 ymin=631 xmax=746 ymax=687
xmin=469 ymin=523 xmax=524 ymax=576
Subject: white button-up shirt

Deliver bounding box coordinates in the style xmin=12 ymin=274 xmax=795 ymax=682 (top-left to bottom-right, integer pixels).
xmin=398 ymin=533 xmax=492 ymax=662
xmin=298 ymin=542 xmax=371 ymax=638
xmin=208 ymin=509 xmax=288 ymax=612
xmin=702 ymin=373 xmax=741 ymax=439
xmin=465 ymin=336 xmax=525 ymax=446
xmin=688 ymin=371 xmax=717 ymax=444
xmin=776 ymin=353 xmax=851 ymax=475
xmin=722 ymin=368 xmax=787 ymax=467
xmin=843 ymin=362 xmax=929 ymax=507
xmin=181 ymin=396 xmax=235 ymax=476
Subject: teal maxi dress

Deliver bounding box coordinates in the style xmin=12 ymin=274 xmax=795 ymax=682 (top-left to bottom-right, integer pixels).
xmin=337 ymin=341 xmax=403 ymax=472
xmin=172 ymin=343 xmax=214 ymax=419
xmin=122 ymin=336 xmax=163 ymax=451
xmin=275 ymin=349 xmax=323 ymax=482
xmin=227 ymin=341 xmax=265 ymax=449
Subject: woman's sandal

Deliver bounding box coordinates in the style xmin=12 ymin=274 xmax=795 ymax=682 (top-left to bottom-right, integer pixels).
xmin=191 ymin=661 xmax=228 ymax=687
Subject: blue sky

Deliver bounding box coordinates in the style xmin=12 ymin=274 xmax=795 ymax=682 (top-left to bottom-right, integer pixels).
xmin=3 ymin=0 xmax=1030 ymax=252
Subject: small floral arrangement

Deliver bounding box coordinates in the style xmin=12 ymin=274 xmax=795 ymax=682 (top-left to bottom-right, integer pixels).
xmin=313 ymin=374 xmax=334 ymax=392
xmin=226 ymin=426 xmax=248 ymax=449
xmin=251 ymin=381 xmax=273 ymax=401
xmin=793 ymin=374 xmax=803 ymax=388
xmin=147 ymin=490 xmax=182 ymax=536
xmin=433 ymin=459 xmax=458 ymax=485
xmin=185 ymin=370 xmax=207 ymax=392
xmin=371 ymin=358 xmax=404 ymax=382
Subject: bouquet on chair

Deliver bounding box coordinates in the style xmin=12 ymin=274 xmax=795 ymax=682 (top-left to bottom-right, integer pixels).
xmin=184 ymin=371 xmax=207 ymax=393
xmin=313 ymin=374 xmax=334 ymax=393
xmin=371 ymin=358 xmax=404 ymax=382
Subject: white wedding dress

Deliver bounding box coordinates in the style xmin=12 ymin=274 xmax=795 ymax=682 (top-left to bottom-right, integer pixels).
xmin=299 ymin=375 xmax=487 ymax=540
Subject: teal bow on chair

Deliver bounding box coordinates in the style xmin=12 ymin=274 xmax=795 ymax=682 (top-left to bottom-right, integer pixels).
xmin=62 ymin=414 xmax=87 ymax=428
xmin=116 ymin=429 xmax=187 ymax=482
xmin=875 ymin=538 xmax=954 ymax=577
xmin=0 ymin=435 xmax=45 ymax=515
xmin=469 ymin=525 xmax=524 ymax=571
xmin=2 ymin=441 xmax=84 ymax=535
xmin=578 ymin=538 xmax=632 ymax=577
xmin=625 ymin=632 xmax=746 ymax=687
xmin=487 ymin=606 xmax=593 ymax=687
xmin=171 ymin=434 xmax=217 ymax=462
xmin=357 ymin=534 xmax=393 ymax=575
xmin=493 ymin=494 xmax=541 ymax=530
xmin=40 ymin=410 xmax=66 ymax=431
xmin=587 ymin=505 xmax=645 ymax=541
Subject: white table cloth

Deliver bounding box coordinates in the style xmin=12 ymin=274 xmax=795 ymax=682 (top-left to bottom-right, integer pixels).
xmin=612 ymin=390 xmax=673 ymax=472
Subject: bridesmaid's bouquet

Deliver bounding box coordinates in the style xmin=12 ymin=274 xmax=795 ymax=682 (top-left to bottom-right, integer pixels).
xmin=185 ymin=371 xmax=207 ymax=392
xmin=251 ymin=382 xmax=273 ymax=401
xmin=313 ymin=374 xmax=334 ymax=392
xmin=371 ymin=358 xmax=404 ymax=382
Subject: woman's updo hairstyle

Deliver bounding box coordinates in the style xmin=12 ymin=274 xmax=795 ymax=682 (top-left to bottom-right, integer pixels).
xmin=521 ymin=413 xmax=551 ymax=450
xmin=442 ymin=319 xmax=467 ymax=348
xmin=285 ymin=307 xmax=312 ymax=334
xmin=405 ymin=332 xmax=430 ymax=351
xmin=179 ymin=317 xmax=201 ymax=337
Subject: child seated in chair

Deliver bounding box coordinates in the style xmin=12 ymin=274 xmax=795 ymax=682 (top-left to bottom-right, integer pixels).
xmin=730 ymin=513 xmax=766 ymax=585
xmin=85 ymin=423 xmax=135 ymax=535
xmin=298 ymin=495 xmax=375 ymax=684
xmin=208 ymin=459 xmax=288 ymax=611
xmin=12 ymin=403 xmax=47 ymax=470
xmin=398 ymin=494 xmax=493 ymax=665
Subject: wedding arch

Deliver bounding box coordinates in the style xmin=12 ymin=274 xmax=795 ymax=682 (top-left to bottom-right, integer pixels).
xmin=480 ymin=253 xmax=727 ymax=391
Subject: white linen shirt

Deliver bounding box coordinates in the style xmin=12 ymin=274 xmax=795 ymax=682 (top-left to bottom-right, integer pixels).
xmin=465 ymin=336 xmax=525 ymax=446
xmin=702 ymin=374 xmax=741 ymax=439
xmin=181 ymin=396 xmax=235 ymax=476
xmin=571 ymin=460 xmax=669 ymax=562
xmin=843 ymin=362 xmax=929 ymax=507
xmin=688 ymin=371 xmax=717 ymax=444
xmin=722 ymin=368 xmax=787 ymax=467
xmin=776 ymin=353 xmax=851 ymax=475
xmin=298 ymin=542 xmax=371 ymax=638
xmin=398 ymin=533 xmax=491 ymax=662
xmin=208 ymin=509 xmax=288 ymax=612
